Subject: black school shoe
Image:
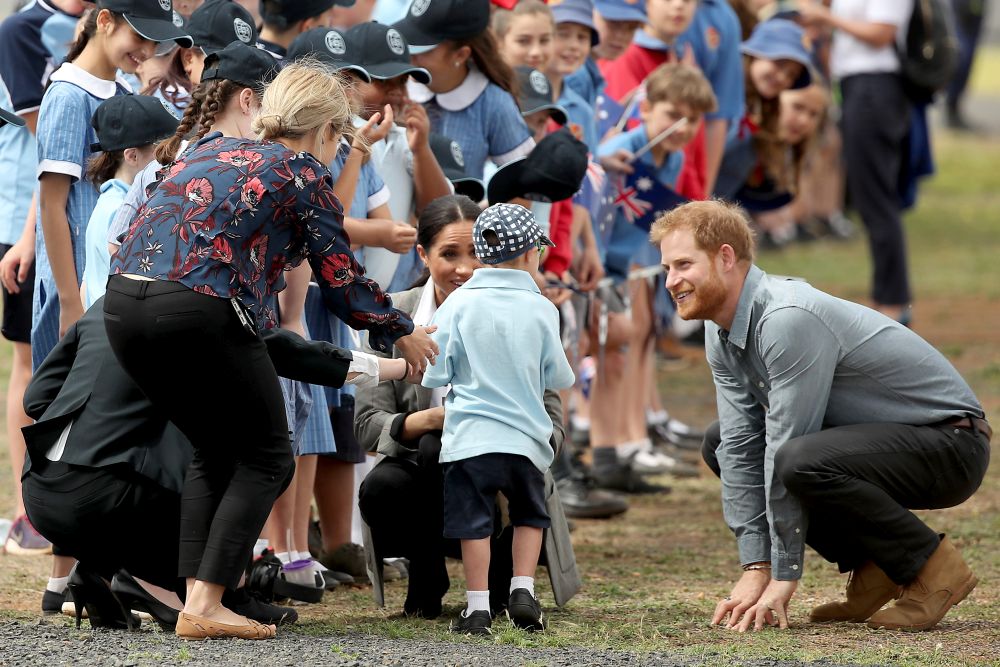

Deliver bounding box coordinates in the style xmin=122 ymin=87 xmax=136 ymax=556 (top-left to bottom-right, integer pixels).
xmin=222 ymin=587 xmax=298 ymax=626
xmin=507 ymin=588 xmax=545 ymax=631
xmin=449 ymin=609 xmax=492 ymax=635
xmin=41 ymin=588 xmax=66 ymax=615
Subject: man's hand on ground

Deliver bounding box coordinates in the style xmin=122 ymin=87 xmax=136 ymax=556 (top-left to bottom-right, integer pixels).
xmin=711 ymin=569 xmax=770 ymax=629
xmin=735 ymin=579 xmax=799 ymax=633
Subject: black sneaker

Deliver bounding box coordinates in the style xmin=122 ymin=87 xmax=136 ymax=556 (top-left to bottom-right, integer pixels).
xmin=507 ymin=588 xmax=545 ymax=631
xmin=592 ymin=462 xmax=671 ymax=495
xmin=449 ymin=609 xmax=492 ymax=635
xmin=222 ymin=587 xmax=298 ymax=626
xmin=41 ymin=588 xmax=66 ymax=615
xmin=556 ymin=475 xmax=628 ymax=519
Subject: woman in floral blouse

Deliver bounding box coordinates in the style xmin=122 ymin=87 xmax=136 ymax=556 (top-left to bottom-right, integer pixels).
xmin=103 ymin=61 xmax=438 ymax=641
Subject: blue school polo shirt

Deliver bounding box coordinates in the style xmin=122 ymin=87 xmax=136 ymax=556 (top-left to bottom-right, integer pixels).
xmin=0 ymin=0 xmax=78 ymax=246
xmin=598 ymin=124 xmax=684 ymax=187
xmin=714 ymin=122 xmax=758 ymax=199
xmin=408 ymin=66 xmax=535 ymax=180
xmin=81 ymin=178 xmax=129 ymax=308
xmin=564 ymin=56 xmax=606 ymax=110
xmin=422 ymin=268 xmax=576 ymax=472
xmin=32 ymin=63 xmax=131 ymax=369
xmin=558 ymin=82 xmax=599 ymax=154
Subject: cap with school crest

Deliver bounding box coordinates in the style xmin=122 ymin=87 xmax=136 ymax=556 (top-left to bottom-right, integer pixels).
xmin=201 ymin=41 xmax=282 ymax=88
xmin=473 ymin=203 xmax=554 ymax=265
xmin=344 ymin=22 xmax=431 ymax=84
xmin=259 ymin=0 xmax=354 ymax=26
xmin=98 ymin=0 xmax=193 ymax=47
xmin=185 ymin=0 xmax=258 ymax=55
xmin=593 ymin=0 xmax=646 ymax=23
xmin=515 ymin=67 xmax=567 ymax=125
xmin=392 ymin=0 xmax=490 ymax=55
xmin=428 ymin=133 xmax=485 ymax=202
xmin=286 ymin=28 xmax=373 ymax=82
xmin=0 ymin=108 xmax=25 ymax=128
xmin=90 ymin=94 xmax=180 ymax=152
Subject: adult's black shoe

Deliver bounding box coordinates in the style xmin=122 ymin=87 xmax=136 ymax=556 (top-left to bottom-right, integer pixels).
xmin=66 ymin=563 xmax=140 ymax=630
xmin=556 ymin=476 xmax=628 ymax=519
xmin=507 ymin=588 xmax=545 ymax=631
xmin=449 ymin=609 xmax=492 ymax=635
xmin=222 ymin=587 xmax=298 ymax=626
xmin=591 ymin=463 xmax=671 ymax=495
xmin=110 ymin=570 xmax=179 ymax=631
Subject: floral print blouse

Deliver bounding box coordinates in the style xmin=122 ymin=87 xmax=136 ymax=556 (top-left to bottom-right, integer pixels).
xmin=111 ymin=133 xmax=413 ymax=353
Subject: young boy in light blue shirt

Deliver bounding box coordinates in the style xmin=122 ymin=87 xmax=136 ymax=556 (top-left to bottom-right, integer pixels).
xmin=422 ymin=203 xmax=575 ymax=636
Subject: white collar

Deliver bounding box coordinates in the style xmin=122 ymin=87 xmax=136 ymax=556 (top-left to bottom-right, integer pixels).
xmin=48 ymin=62 xmax=132 ymax=99
xmin=413 ymin=280 xmax=440 ymax=327
xmin=407 ymin=66 xmax=489 ymax=112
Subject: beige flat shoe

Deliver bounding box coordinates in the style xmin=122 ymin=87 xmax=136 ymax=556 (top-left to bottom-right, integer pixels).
xmin=175 ymin=609 xmax=276 ymax=640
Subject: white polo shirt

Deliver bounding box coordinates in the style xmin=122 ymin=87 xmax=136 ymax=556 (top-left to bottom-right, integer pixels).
xmin=830 ymin=0 xmax=914 ymax=79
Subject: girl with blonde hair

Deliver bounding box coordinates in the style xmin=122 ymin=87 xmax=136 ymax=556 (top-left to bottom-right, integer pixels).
xmin=104 ymin=61 xmax=438 ymax=641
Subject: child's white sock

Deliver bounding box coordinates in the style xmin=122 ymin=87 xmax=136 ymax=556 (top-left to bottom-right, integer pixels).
xmin=275 ymin=551 xmax=291 ymax=565
xmin=47 ymin=575 xmax=69 ymax=594
xmin=465 ymin=590 xmax=490 ymax=614
xmin=509 ymin=576 xmax=534 ymax=597
xmin=295 ymin=551 xmax=315 ymax=564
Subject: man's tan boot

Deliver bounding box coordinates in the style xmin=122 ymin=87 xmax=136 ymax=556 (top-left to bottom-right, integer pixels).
xmin=867 ymin=536 xmax=978 ymax=631
xmin=809 ymin=561 xmax=901 ymax=623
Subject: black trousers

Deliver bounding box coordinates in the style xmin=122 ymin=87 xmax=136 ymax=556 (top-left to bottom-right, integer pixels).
xmin=358 ymin=433 xmax=514 ymax=612
xmin=840 ymin=73 xmax=912 ymax=306
xmin=702 ymin=419 xmax=990 ymax=584
xmin=104 ymin=276 xmax=294 ymax=589
xmin=23 ymin=461 xmax=182 ymax=592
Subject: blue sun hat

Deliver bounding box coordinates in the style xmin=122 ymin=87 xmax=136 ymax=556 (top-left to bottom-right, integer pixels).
xmin=593 ymin=0 xmax=646 ymax=24
xmin=740 ymin=18 xmax=814 ymax=90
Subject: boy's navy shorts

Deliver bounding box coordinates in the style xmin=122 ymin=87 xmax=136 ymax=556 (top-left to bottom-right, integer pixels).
xmin=442 ymin=452 xmax=550 ymax=540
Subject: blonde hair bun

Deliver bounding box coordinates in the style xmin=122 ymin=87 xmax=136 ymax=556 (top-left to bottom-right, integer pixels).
xmin=252 ymin=58 xmax=358 ymax=144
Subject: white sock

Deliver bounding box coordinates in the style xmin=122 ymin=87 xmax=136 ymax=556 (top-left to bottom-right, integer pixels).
xmin=510 ymin=576 xmax=534 ymax=596
xmin=646 ymin=409 xmax=669 ymax=425
xmin=465 ymin=590 xmax=490 ymax=614
xmin=46 ymin=576 xmax=69 ymax=594
xmin=617 ymin=440 xmax=650 ymax=458
xmin=275 ymin=551 xmax=291 ymax=565
xmin=570 ymin=414 xmax=591 ymax=431
xmin=294 ymin=551 xmax=313 ymax=563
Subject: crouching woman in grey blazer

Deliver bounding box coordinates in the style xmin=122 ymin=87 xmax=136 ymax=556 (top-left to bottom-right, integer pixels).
xmin=356 ymin=195 xmax=580 ymax=619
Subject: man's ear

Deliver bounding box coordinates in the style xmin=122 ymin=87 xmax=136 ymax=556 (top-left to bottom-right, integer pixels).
xmin=718 ymin=243 xmax=738 ymax=271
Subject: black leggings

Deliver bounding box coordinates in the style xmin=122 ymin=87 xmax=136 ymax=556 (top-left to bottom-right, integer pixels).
xmin=104 ymin=276 xmax=294 ymax=589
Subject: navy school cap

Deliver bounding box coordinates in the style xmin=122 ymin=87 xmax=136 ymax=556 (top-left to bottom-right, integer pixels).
xmin=98 ymin=0 xmax=193 ymax=47
xmin=593 ymin=0 xmax=646 ymax=23
xmin=201 ymin=41 xmax=283 ymax=88
xmin=473 ymin=203 xmax=554 ymax=265
xmin=487 ymin=128 xmax=588 ymax=205
xmin=286 ymin=28 xmax=373 ymax=82
xmin=0 ymin=108 xmax=26 ymax=128
xmin=90 ymin=94 xmax=180 ymax=152
xmin=393 ymin=0 xmax=491 ymax=54
xmin=550 ymin=0 xmax=599 ymax=46
xmin=185 ymin=0 xmax=258 ymax=55
xmin=515 ymin=67 xmax=567 ymax=126
xmin=343 ymin=22 xmax=431 ymax=84
xmin=429 ymin=133 xmax=485 ymax=203
xmin=741 ymin=18 xmax=813 ymax=89
xmin=259 ymin=0 xmax=354 ymax=26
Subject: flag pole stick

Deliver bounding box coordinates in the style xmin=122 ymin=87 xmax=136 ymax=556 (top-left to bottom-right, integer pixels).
xmin=630 ymin=118 xmax=688 ymax=162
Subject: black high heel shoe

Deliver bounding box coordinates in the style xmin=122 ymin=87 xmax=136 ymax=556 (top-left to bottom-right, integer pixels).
xmin=110 ymin=570 xmax=180 ymax=632
xmin=66 ymin=564 xmax=140 ymax=630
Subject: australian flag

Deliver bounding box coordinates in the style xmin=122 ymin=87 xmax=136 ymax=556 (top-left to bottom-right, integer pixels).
xmin=596 ymin=91 xmax=643 ymax=139
xmin=604 ymin=161 xmax=689 ymax=279
xmin=573 ymin=156 xmax=617 ymax=258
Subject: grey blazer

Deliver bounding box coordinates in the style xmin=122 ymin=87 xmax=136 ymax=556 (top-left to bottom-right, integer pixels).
xmin=354 ymin=284 xmax=581 ymax=607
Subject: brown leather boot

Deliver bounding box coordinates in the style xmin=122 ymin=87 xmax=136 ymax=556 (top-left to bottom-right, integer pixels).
xmin=867 ymin=536 xmax=978 ymax=631
xmin=809 ymin=561 xmax=901 ymax=623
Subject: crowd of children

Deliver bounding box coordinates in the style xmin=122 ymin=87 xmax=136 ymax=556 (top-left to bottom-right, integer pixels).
xmin=0 ymin=0 xmax=937 ymax=640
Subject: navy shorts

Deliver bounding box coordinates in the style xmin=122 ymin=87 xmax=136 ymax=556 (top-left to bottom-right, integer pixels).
xmin=0 ymin=243 xmax=33 ymax=344
xmin=442 ymin=453 xmax=550 ymax=540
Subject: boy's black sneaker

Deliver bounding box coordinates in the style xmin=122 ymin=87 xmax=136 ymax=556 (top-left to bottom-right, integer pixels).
xmin=41 ymin=588 xmax=66 ymax=615
xmin=449 ymin=609 xmax=492 ymax=635
xmin=507 ymin=588 xmax=545 ymax=631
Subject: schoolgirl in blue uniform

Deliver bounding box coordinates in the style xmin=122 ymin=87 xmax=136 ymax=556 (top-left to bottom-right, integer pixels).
xmin=395 ymin=0 xmax=534 ymax=180
xmin=32 ymin=0 xmax=191 ymax=369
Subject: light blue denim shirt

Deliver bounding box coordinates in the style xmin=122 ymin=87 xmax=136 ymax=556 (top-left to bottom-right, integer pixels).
xmin=707 ymin=265 xmax=984 ymax=580
xmin=422 ymin=268 xmax=576 ymax=471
